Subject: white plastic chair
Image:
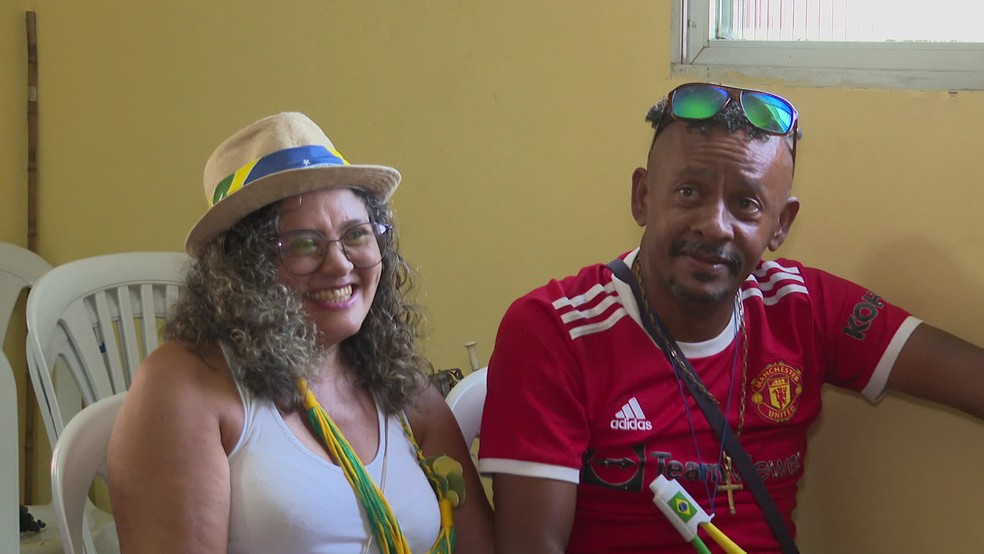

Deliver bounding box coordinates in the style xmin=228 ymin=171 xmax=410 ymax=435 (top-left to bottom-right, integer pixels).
xmin=0 ymin=351 xmax=23 ymax=553
xmin=25 ymin=251 xmax=187 ymax=448
xmin=25 ymin=251 xmax=187 ymax=553
xmin=0 ymin=242 xmax=52 ymax=342
xmin=445 ymin=367 xmax=488 ymax=446
xmin=0 ymin=241 xmax=58 ymax=553
xmin=50 ymin=393 xmax=125 ymax=554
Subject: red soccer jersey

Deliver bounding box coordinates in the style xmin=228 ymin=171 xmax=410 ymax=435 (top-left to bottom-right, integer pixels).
xmin=479 ymin=250 xmax=918 ymax=553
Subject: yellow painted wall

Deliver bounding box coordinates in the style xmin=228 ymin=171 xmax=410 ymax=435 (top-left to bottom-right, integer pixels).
xmin=2 ymin=1 xmax=982 ymax=551
xmin=1 ymin=0 xmax=39 ymax=513
xmin=1 ymin=7 xmax=29 ymax=246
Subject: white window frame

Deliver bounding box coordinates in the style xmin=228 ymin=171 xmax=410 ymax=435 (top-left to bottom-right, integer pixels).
xmin=671 ymin=0 xmax=984 ymax=90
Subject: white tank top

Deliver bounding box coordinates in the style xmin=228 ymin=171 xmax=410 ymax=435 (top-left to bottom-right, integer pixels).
xmin=226 ymin=384 xmax=442 ymax=553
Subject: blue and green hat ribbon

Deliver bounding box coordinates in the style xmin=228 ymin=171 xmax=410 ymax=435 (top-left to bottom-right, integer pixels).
xmin=210 ymin=144 xmax=349 ymax=207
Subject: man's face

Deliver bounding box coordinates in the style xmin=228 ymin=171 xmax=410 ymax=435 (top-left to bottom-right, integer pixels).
xmin=631 ymin=122 xmax=799 ymax=308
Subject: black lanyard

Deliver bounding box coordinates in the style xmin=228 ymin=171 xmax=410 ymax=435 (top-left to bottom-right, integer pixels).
xmin=608 ymin=258 xmax=799 ymax=554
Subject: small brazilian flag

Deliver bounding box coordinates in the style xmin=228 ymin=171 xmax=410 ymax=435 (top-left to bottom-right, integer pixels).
xmin=670 ymin=491 xmax=696 ymax=522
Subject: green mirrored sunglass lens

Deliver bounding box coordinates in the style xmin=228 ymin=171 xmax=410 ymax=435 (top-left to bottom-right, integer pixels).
xmin=672 ymin=85 xmax=730 ymax=119
xmin=742 ymin=93 xmax=794 ymax=133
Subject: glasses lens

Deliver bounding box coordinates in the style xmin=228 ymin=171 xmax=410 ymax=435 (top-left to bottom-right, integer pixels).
xmin=340 ymin=223 xmax=385 ymax=269
xmin=279 ymin=231 xmax=325 ymax=275
xmin=741 ymin=92 xmax=795 ymax=134
xmin=671 ymin=84 xmax=730 ymax=120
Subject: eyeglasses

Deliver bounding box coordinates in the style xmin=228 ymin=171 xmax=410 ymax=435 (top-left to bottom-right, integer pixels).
xmin=275 ymin=222 xmax=390 ymax=275
xmin=651 ymin=83 xmax=799 ymax=162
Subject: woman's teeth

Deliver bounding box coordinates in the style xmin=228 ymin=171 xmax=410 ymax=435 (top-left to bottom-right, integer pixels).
xmin=308 ymin=285 xmax=353 ymax=303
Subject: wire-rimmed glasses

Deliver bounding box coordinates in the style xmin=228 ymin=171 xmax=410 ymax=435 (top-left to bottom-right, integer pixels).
xmin=275 ymin=222 xmax=390 ymax=275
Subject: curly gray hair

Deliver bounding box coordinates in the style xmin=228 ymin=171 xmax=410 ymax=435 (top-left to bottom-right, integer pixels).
xmin=164 ymin=188 xmax=430 ymax=413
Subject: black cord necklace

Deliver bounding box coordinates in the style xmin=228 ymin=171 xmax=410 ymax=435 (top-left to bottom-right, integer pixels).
xmin=632 ymin=257 xmax=748 ymax=515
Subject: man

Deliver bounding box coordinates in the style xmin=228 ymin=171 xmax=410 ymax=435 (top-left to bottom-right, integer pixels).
xmin=478 ymin=83 xmax=983 ymax=553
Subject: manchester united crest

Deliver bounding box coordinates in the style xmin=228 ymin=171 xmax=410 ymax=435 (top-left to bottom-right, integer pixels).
xmin=750 ymin=362 xmax=803 ymax=423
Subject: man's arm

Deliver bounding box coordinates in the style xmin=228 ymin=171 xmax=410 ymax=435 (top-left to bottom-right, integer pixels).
xmin=491 ymin=474 xmax=578 ymax=554
xmin=886 ymin=323 xmax=984 ymax=420
xmin=481 ymin=286 xmax=592 ymax=553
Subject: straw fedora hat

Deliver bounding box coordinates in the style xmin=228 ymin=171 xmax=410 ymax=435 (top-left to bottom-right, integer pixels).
xmin=184 ymin=112 xmax=401 ymax=256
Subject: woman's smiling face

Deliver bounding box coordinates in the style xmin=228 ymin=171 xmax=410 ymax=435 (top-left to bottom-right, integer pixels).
xmin=275 ymin=187 xmax=382 ymax=348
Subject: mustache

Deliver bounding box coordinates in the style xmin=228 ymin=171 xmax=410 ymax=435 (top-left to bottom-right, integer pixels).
xmin=671 ymin=240 xmax=742 ymax=271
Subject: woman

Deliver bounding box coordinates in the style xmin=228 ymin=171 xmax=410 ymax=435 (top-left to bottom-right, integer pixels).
xmin=108 ymin=112 xmax=494 ymax=553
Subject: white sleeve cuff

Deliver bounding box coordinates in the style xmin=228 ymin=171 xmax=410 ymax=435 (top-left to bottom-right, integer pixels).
xmin=861 ymin=316 xmax=922 ymax=403
xmin=479 ymin=458 xmax=581 ymax=484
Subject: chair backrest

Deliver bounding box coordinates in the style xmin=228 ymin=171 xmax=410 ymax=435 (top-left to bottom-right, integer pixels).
xmin=26 ymin=251 xmax=187 ymax=448
xmin=445 ymin=367 xmax=488 ymax=446
xmin=50 ymin=392 xmax=126 ymax=554
xmin=0 ymin=241 xmax=52 ymax=342
xmin=0 ymin=242 xmax=51 ymax=554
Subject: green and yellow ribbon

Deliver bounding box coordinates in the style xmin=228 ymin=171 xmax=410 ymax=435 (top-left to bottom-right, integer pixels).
xmin=299 ymin=378 xmax=458 ymax=553
xmin=397 ymin=414 xmax=463 ymax=554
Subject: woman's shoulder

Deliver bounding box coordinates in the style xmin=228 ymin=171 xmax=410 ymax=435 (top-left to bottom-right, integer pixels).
xmin=130 ymin=340 xmax=240 ymax=410
xmin=404 ymin=382 xmax=457 ymax=447
xmin=123 ymin=340 xmax=245 ymax=451
xmin=140 ymin=340 xmax=228 ymax=379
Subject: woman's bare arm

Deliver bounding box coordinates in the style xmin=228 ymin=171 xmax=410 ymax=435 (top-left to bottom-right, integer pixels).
xmin=107 ymin=342 xmax=242 ymax=553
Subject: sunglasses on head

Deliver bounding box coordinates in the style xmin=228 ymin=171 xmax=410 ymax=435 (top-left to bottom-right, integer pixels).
xmin=650 ymin=83 xmax=799 ymax=163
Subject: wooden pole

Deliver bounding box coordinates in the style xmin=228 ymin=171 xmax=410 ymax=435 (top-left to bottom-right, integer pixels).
xmin=26 ymin=13 xmax=38 ymax=252
xmin=24 ymin=10 xmax=39 ymax=505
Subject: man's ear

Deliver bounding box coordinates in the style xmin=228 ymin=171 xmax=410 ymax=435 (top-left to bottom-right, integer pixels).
xmin=631 ymin=167 xmax=649 ymax=226
xmin=768 ymin=196 xmax=800 ymax=251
